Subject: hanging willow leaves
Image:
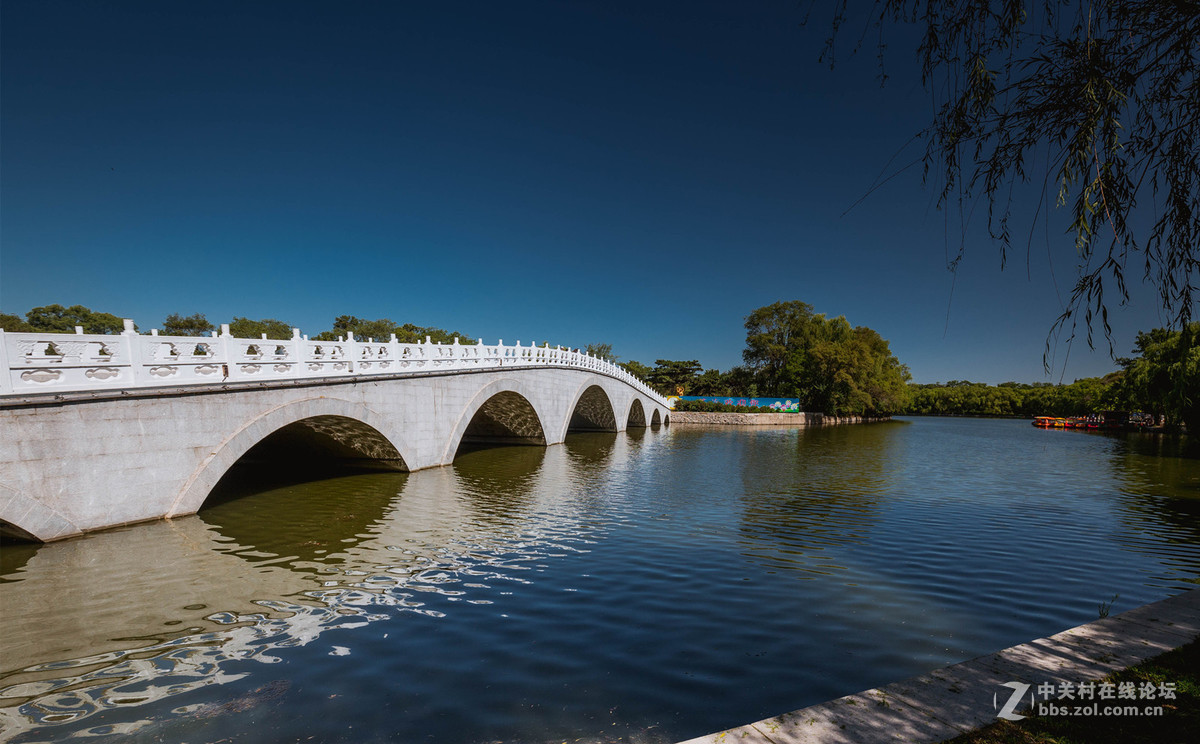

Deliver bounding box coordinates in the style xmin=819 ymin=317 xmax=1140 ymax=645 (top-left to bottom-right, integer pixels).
xmin=818 ymin=1 xmax=1199 ymax=355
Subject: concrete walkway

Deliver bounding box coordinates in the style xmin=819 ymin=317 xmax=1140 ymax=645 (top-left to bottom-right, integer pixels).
xmin=678 ymin=589 xmax=1200 ymax=744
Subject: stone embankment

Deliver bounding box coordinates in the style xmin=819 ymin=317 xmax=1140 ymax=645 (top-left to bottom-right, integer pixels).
xmin=677 ymin=589 xmax=1200 ymax=744
xmin=668 ymin=411 xmax=891 ymax=426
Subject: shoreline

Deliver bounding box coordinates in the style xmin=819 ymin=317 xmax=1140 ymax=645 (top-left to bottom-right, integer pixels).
xmin=667 ymin=411 xmax=892 ymax=426
xmin=675 ymin=589 xmax=1200 ymax=744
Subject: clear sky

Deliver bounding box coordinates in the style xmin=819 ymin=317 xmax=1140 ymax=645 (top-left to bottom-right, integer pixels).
xmin=0 ymin=1 xmax=1171 ymax=384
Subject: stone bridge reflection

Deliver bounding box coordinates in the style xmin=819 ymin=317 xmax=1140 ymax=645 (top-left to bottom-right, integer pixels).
xmin=0 ymin=430 xmax=665 ymax=739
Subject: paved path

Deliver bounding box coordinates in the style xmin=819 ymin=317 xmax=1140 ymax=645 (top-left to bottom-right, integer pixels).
xmin=678 ymin=589 xmax=1200 ymax=744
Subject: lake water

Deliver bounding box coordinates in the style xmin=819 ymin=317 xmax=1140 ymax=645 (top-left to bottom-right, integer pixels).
xmin=2 ymin=418 xmax=1198 ymax=743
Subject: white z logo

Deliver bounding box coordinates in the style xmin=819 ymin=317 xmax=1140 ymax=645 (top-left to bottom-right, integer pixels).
xmin=994 ymin=681 xmax=1031 ymax=721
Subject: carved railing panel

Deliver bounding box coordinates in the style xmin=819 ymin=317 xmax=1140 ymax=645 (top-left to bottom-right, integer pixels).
xmin=0 ymin=322 xmax=667 ymax=406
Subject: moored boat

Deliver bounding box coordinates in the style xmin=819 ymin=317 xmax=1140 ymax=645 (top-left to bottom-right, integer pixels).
xmin=1033 ymin=412 xmax=1153 ymax=433
xmin=1032 ymin=416 xmax=1061 ymax=428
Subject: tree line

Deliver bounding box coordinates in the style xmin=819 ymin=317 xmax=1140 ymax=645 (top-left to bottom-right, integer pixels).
xmin=903 ymin=324 xmax=1198 ymax=432
xmin=609 ymin=303 xmax=1195 ymax=429
xmin=612 ymin=301 xmax=912 ymax=417
xmin=0 ymin=305 xmax=473 ymax=344
xmin=905 ymin=379 xmax=1115 ymax=419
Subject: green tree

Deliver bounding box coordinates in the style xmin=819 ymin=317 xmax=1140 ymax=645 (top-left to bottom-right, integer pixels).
xmin=25 ymin=304 xmax=124 ymax=334
xmin=402 ymin=324 xmax=472 ymax=344
xmin=314 ymin=316 xmax=399 ymax=342
xmin=821 ymin=2 xmax=1199 ymax=348
xmin=619 ymin=360 xmax=653 ymax=380
xmin=0 ymin=312 xmax=34 ymax=332
xmin=228 ymin=317 xmax=293 ymax=340
xmin=901 ymin=376 xmax=1121 ymax=417
xmin=799 ymin=324 xmax=911 ymax=415
xmin=690 ymin=368 xmax=727 ymax=396
xmin=312 ymin=317 xmax=474 ymax=344
xmin=585 ymin=343 xmax=618 ymax=363
xmin=162 ymin=313 xmax=215 ymax=337
xmin=721 ymin=366 xmax=759 ymax=397
xmin=1113 ymin=324 xmax=1200 ymax=431
xmin=785 ymin=314 xmax=853 ymax=403
xmin=741 ymin=302 xmax=909 ymax=414
xmin=742 ymin=301 xmax=824 ymax=396
xmin=647 ymin=359 xmax=703 ymax=396
xmin=852 ymin=326 xmax=912 ymax=414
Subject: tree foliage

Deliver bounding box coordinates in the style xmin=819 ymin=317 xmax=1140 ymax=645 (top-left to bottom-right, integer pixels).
xmin=742 ymin=301 xmax=911 ymax=414
xmin=585 ymin=343 xmax=618 ymax=362
xmin=310 ymin=316 xmax=474 ymax=344
xmin=397 ymin=323 xmax=471 ymax=345
xmin=228 ymin=317 xmax=294 ymax=340
xmin=0 ymin=312 xmax=34 ymax=332
xmin=313 ymin=316 xmax=397 ymax=342
xmin=904 ymin=377 xmax=1116 ymax=417
xmin=822 ymin=2 xmax=1200 ymax=349
xmin=647 ymin=359 xmax=703 ymax=396
xmin=23 ymin=304 xmax=125 ymax=334
xmin=689 ymin=368 xmax=727 ymax=396
xmin=619 ymin=360 xmax=653 ymax=380
xmin=162 ymin=313 xmax=215 ymax=337
xmin=742 ymin=301 xmax=825 ymax=395
xmin=1111 ymin=323 xmax=1199 ymax=431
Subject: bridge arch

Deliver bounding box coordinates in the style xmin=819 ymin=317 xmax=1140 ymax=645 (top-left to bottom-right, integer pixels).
xmin=627 ymin=399 xmax=647 ymax=428
xmin=168 ymin=397 xmax=416 ymax=517
xmin=567 ymin=383 xmax=618 ymax=433
xmin=443 ymin=379 xmax=552 ymax=461
xmin=0 ymin=481 xmax=81 ymax=543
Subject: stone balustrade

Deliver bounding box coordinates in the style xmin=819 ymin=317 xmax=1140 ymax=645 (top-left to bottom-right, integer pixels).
xmin=0 ymin=319 xmax=666 ymax=404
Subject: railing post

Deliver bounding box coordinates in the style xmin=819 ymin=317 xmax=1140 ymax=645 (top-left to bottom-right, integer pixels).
xmin=346 ymin=332 xmax=358 ymax=374
xmin=217 ymin=323 xmax=236 ymax=382
xmin=0 ymin=329 xmax=11 ymax=395
xmin=291 ymin=328 xmax=304 ymax=375
xmin=122 ymin=319 xmax=147 ymax=387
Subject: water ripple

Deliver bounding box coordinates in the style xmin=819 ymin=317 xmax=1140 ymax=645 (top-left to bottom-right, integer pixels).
xmin=2 ymin=422 xmax=1198 ymax=743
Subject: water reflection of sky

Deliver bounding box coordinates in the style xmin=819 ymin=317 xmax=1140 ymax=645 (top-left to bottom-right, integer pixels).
xmin=2 ymin=421 xmax=1199 ymax=743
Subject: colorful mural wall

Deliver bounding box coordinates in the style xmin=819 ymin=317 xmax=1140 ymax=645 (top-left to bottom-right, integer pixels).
xmin=674 ymin=396 xmax=800 ymax=412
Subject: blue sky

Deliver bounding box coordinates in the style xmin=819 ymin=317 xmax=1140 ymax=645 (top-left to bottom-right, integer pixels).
xmin=0 ymin=1 xmax=1170 ymax=384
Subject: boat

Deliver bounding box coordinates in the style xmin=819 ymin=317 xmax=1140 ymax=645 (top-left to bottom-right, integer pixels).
xmin=1033 ymin=412 xmax=1152 ymax=433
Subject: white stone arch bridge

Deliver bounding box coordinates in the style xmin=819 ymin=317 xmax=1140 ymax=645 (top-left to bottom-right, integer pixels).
xmin=0 ymin=322 xmax=671 ymax=542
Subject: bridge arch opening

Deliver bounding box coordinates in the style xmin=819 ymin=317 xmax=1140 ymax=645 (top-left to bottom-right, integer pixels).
xmin=204 ymin=415 xmax=408 ymax=507
xmin=651 ymin=409 xmax=668 ymax=427
xmin=456 ymin=391 xmax=547 ymax=454
xmin=627 ymin=399 xmax=647 ymax=428
xmin=569 ymin=385 xmax=617 ymax=433
xmin=0 ymin=519 xmax=39 ymax=543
